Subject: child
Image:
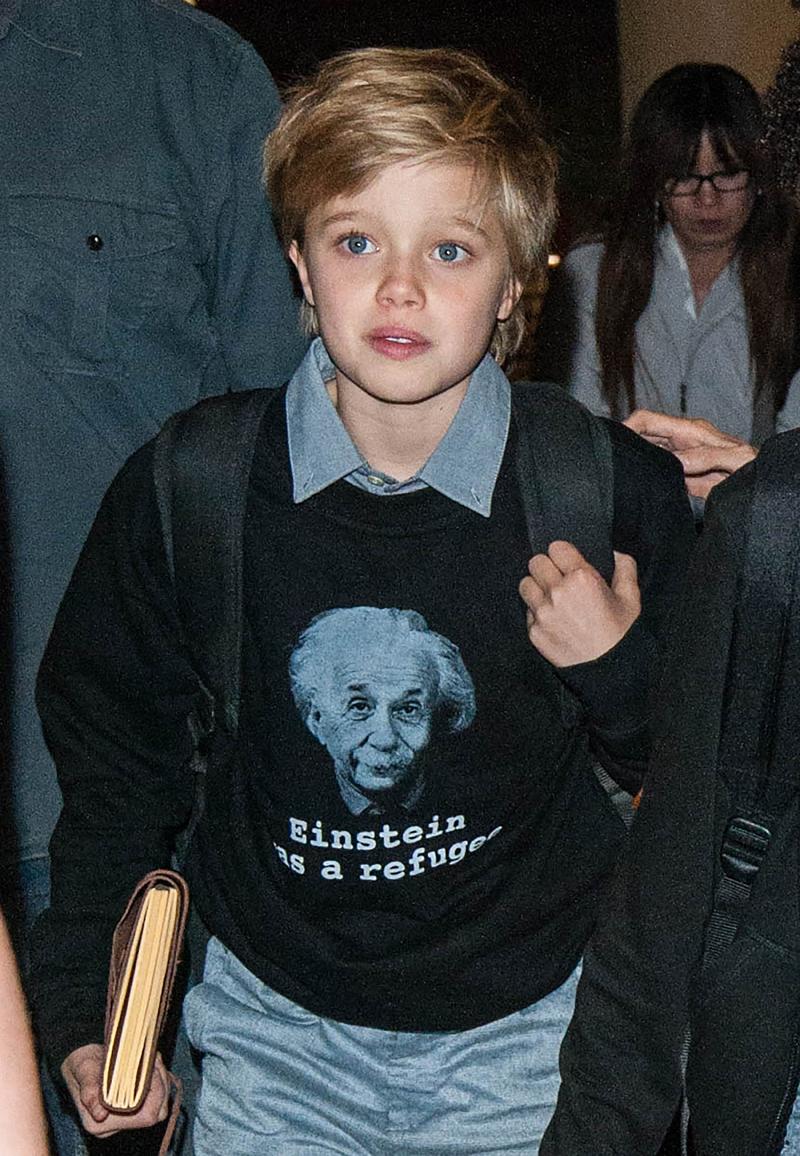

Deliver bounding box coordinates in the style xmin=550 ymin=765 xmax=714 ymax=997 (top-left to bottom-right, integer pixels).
xmin=30 ymin=48 xmax=694 ymax=1153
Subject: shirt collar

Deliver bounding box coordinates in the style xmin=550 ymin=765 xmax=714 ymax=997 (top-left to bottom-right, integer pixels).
xmin=286 ymin=338 xmax=510 ymax=517
xmin=657 ymin=223 xmax=738 ymax=322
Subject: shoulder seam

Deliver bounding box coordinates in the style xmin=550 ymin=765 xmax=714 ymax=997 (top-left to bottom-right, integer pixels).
xmin=145 ymin=0 xmax=249 ymax=50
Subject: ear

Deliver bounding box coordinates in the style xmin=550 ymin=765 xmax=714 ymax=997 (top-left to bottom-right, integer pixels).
xmin=288 ymin=240 xmax=315 ymax=307
xmin=305 ymin=706 xmax=326 ymax=745
xmin=496 ymin=274 xmax=523 ymax=322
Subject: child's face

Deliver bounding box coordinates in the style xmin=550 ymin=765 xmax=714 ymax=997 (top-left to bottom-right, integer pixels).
xmin=289 ymin=159 xmax=520 ymax=413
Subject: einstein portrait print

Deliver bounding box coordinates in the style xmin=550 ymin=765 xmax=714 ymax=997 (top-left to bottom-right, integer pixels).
xmin=289 ymin=607 xmax=476 ymax=816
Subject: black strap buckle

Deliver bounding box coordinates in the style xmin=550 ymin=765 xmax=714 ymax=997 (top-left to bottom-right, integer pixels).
xmin=720 ymin=817 xmax=771 ymax=884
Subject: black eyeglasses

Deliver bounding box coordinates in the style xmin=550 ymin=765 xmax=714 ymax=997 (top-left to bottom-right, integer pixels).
xmin=665 ymin=169 xmax=751 ymax=197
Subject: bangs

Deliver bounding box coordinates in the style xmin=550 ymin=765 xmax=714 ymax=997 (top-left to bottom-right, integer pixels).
xmin=629 ymin=63 xmax=767 ymax=191
xmin=653 ymin=120 xmax=751 ymax=183
xmin=697 ymin=123 xmax=754 ymax=173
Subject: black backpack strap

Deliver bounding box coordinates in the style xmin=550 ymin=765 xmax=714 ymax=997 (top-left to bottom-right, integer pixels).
xmin=702 ymin=431 xmax=800 ymax=972
xmin=510 ymin=381 xmax=617 ymax=762
xmin=152 ymin=387 xmax=282 ymax=738
xmin=510 ymin=381 xmax=614 ymax=583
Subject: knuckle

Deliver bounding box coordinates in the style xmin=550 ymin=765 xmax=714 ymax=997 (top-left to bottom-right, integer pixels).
xmin=568 ymin=567 xmax=599 ymax=594
xmin=138 ymin=1100 xmax=163 ymax=1128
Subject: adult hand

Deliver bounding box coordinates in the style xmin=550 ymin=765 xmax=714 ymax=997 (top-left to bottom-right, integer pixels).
xmin=624 ymin=409 xmax=756 ymax=498
xmin=520 ymin=541 xmax=640 ymax=668
xmin=62 ymin=1044 xmax=170 ymax=1137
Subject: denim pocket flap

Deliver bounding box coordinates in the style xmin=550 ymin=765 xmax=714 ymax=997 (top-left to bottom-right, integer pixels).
xmin=8 ymin=192 xmax=178 ymax=259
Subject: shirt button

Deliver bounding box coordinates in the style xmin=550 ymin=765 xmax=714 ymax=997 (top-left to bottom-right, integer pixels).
xmin=86 ymin=234 xmax=104 ymax=251
xmin=366 ymin=474 xmax=385 ymax=487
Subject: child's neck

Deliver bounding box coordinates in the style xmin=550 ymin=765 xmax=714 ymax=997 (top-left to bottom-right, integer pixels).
xmin=326 ymin=378 xmax=467 ymax=481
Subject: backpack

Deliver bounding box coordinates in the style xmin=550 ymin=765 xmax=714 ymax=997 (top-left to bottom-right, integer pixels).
xmin=700 ymin=433 xmax=800 ymax=969
xmin=681 ymin=430 xmax=800 ymax=1154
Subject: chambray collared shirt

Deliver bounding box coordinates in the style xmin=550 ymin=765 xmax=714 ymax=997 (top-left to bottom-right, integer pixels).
xmin=286 ymin=339 xmax=511 ymax=517
xmin=1 ymin=0 xmax=305 ymax=863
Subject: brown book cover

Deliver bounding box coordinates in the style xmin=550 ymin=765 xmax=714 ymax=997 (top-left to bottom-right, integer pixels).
xmin=101 ymin=870 xmax=189 ymax=1123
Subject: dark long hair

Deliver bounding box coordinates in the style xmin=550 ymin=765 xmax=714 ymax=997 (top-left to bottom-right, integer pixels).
xmin=596 ymin=63 xmax=798 ymax=422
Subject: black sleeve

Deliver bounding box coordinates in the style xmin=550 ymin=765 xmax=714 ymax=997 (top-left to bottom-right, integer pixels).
xmin=540 ymin=477 xmax=747 ymax=1155
xmin=29 ymin=442 xmax=203 ymax=1070
xmin=558 ymin=421 xmax=697 ymax=790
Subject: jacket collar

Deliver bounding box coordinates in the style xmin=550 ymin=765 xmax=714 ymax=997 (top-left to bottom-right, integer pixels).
xmin=656 ymin=223 xmax=741 ymax=326
xmin=0 ymin=0 xmax=20 ymax=38
xmin=0 ymin=0 xmax=81 ymax=53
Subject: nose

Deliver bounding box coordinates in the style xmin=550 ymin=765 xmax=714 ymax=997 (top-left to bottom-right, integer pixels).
xmin=367 ymin=706 xmax=400 ymax=750
xmin=376 ymin=256 xmax=425 ymax=309
xmin=696 ymin=178 xmax=721 ymax=206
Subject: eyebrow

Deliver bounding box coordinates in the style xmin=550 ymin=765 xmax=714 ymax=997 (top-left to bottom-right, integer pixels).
xmin=451 ymin=215 xmax=491 ymax=240
xmin=318 ymin=211 xmax=367 ymax=230
xmin=317 ymin=210 xmax=491 ymax=240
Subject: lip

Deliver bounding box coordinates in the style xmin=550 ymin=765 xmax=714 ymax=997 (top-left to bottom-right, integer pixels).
xmin=366 ymin=327 xmax=432 ymax=360
xmin=356 ymin=763 xmax=410 ymax=781
xmin=694 ymin=218 xmax=727 ymax=232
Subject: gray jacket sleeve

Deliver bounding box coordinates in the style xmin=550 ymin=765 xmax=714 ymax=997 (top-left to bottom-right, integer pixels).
xmin=776 ymin=368 xmax=800 ymax=434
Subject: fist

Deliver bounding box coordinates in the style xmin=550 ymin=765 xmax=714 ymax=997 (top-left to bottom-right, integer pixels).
xmin=519 ymin=541 xmax=640 ymax=667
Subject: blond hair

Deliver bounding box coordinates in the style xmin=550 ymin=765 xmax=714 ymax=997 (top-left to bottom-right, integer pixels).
xmin=266 ymin=47 xmax=557 ymax=364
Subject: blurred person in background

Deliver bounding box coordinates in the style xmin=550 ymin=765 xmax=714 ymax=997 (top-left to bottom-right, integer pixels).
xmin=624 ymin=38 xmax=800 ymax=501
xmin=537 ymin=64 xmax=800 ymax=473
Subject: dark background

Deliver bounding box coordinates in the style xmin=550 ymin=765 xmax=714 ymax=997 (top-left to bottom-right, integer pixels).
xmin=199 ymin=0 xmax=622 ymax=244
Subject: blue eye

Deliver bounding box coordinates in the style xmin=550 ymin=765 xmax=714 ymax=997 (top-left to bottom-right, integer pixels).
xmin=343 ymin=234 xmax=376 ymax=255
xmin=434 ymin=242 xmax=467 ymax=263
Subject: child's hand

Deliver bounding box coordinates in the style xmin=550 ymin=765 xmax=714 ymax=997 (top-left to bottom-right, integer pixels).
xmin=62 ymin=1044 xmax=171 ymax=1137
xmin=519 ymin=542 xmax=640 ymax=668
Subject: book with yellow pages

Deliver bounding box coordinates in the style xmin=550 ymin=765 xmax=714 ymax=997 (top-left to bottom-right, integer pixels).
xmin=101 ymin=869 xmax=190 ymax=1116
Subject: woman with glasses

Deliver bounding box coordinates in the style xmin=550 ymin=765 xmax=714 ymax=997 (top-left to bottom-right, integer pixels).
xmin=539 ymin=63 xmax=800 ymax=449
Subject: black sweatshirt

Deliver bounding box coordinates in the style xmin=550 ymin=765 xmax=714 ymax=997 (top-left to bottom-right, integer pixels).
xmin=31 ymin=395 xmax=694 ymax=1069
